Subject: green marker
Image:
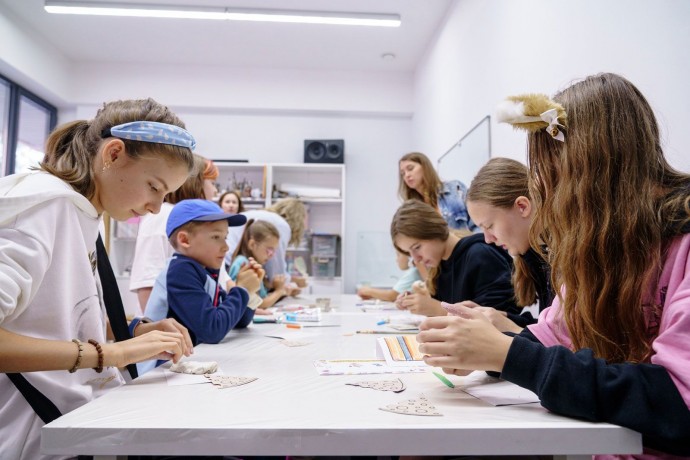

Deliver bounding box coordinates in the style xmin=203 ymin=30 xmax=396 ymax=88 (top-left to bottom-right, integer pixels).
xmin=432 ymin=371 xmax=455 ymax=388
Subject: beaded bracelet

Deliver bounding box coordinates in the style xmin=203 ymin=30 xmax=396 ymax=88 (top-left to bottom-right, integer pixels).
xmin=68 ymin=339 xmax=83 ymax=373
xmin=87 ymin=339 xmax=104 ymax=373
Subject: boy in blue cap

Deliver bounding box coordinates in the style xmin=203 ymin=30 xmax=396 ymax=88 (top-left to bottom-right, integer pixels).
xmin=145 ymin=199 xmax=263 ymax=346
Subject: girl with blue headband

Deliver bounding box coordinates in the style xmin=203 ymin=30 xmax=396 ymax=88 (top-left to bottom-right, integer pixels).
xmin=0 ymin=98 xmax=197 ymax=459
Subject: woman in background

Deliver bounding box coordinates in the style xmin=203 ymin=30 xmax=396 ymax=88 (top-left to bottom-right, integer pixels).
xmin=399 ymin=151 xmax=476 ymax=231
xmin=218 ymin=190 xmax=245 ymax=214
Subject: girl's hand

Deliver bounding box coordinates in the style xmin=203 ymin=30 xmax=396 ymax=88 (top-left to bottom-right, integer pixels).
xmin=445 ymin=301 xmax=522 ymax=334
xmin=398 ymin=291 xmax=441 ymax=316
xmin=357 ymin=286 xmax=373 ymax=299
xmin=134 ymin=318 xmax=194 ymax=356
xmin=394 ymin=291 xmax=409 ymax=310
xmin=246 ymin=257 xmax=266 ymax=280
xmin=416 ymin=305 xmax=513 ymax=373
xmin=291 ymin=276 xmax=307 ymax=288
xmin=272 ymin=274 xmax=287 ymax=291
xmin=411 ymin=280 xmax=429 ymax=295
xmin=236 ymin=262 xmax=261 ymax=293
xmin=102 ymin=330 xmax=189 ymax=367
xmin=284 ymin=282 xmax=299 ymax=297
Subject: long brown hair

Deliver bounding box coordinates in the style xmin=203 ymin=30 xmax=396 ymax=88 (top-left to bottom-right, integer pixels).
xmin=527 ymin=73 xmax=690 ymax=363
xmin=398 ymin=152 xmax=444 ymax=209
xmin=41 ymin=98 xmax=195 ymax=199
xmin=390 ymin=200 xmax=472 ymax=295
xmin=467 ymin=158 xmax=536 ymax=306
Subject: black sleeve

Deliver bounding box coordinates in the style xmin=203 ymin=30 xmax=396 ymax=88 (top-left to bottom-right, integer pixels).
xmin=507 ymin=311 xmax=537 ymax=328
xmin=464 ymin=244 xmax=519 ymax=314
xmin=501 ymin=330 xmax=690 ymax=455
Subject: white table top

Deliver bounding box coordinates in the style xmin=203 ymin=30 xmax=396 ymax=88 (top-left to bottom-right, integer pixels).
xmin=42 ymin=294 xmax=641 ymax=458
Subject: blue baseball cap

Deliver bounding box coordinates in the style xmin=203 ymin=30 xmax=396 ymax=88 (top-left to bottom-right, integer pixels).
xmin=166 ymin=199 xmax=247 ymax=238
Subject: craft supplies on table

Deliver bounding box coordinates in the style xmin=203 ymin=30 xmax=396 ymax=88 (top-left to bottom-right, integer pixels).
xmin=376 ymin=335 xmax=427 ymax=367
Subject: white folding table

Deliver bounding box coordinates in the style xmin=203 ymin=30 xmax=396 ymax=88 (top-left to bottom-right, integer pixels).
xmin=42 ymin=295 xmax=641 ymax=459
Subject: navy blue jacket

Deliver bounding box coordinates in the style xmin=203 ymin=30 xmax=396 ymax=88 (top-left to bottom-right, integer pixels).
xmin=165 ymin=254 xmax=254 ymax=345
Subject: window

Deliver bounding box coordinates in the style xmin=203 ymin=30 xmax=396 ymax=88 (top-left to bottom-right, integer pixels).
xmin=0 ymin=79 xmax=10 ymax=175
xmin=0 ymin=74 xmax=57 ymax=176
xmin=14 ymin=94 xmax=55 ymax=173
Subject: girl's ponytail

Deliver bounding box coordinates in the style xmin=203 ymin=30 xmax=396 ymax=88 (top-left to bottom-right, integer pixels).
xmin=233 ymin=219 xmax=255 ymax=260
xmin=42 ymin=120 xmax=94 ymax=196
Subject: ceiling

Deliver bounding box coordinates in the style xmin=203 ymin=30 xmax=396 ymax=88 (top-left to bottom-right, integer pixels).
xmin=1 ymin=0 xmax=453 ymax=72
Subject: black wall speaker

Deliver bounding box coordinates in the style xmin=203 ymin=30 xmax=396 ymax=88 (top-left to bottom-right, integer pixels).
xmin=304 ymin=139 xmax=344 ymax=164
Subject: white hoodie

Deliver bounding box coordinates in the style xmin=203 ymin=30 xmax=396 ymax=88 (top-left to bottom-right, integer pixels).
xmin=0 ymin=171 xmax=125 ymax=460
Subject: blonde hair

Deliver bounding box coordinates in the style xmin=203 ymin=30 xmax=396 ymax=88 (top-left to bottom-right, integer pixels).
xmin=398 ymin=152 xmax=444 ymax=209
xmin=233 ymin=219 xmax=280 ymax=259
xmin=41 ymin=98 xmax=195 ymax=199
xmin=268 ymin=198 xmax=306 ymax=246
xmin=467 ymin=158 xmax=536 ymax=306
xmin=390 ymin=200 xmax=472 ymax=295
xmin=527 ymin=73 xmax=690 ymax=363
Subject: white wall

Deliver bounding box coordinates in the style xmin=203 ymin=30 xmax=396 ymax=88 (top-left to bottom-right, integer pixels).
xmin=73 ymin=74 xmax=412 ymax=292
xmin=413 ymin=0 xmax=690 ymax=173
xmin=167 ymin=109 xmax=412 ymax=294
xmin=0 ymin=0 xmax=416 ymax=295
xmin=0 ymin=3 xmax=71 ymax=106
xmin=71 ymin=62 xmax=413 ymax=115
xmin=10 ymin=0 xmax=690 ymax=293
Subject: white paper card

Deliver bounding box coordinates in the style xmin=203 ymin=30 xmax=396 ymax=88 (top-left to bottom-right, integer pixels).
xmin=314 ymin=359 xmax=427 ymax=376
xmin=376 ymin=337 xmax=428 ymax=367
xmin=460 ymin=371 xmax=540 ymax=406
xmin=163 ymin=368 xmax=223 ymax=386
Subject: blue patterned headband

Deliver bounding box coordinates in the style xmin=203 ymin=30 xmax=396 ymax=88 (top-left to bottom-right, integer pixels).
xmin=101 ymin=121 xmax=196 ymax=150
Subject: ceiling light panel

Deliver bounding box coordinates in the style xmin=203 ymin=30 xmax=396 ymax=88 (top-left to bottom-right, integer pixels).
xmin=44 ymin=2 xmax=401 ymax=27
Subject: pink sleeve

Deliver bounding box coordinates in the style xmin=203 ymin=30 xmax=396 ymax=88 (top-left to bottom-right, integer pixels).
xmin=526 ymin=292 xmax=573 ymax=349
xmin=649 ymin=235 xmax=690 ymax=409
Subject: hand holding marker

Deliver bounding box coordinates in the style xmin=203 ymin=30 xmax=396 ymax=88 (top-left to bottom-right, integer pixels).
xmin=432 ymin=371 xmax=455 ymax=388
